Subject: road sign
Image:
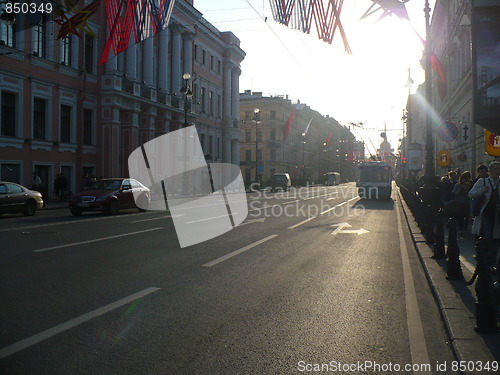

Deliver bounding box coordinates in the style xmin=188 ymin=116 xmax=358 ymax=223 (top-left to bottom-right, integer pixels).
xmin=459 ymin=122 xmax=471 ymax=144
xmin=331 ymin=222 xmax=369 ymax=235
xmin=438 ymin=121 xmax=458 ymax=142
xmin=408 ymin=143 xmax=422 ymax=171
xmin=437 ymin=150 xmax=451 ymax=167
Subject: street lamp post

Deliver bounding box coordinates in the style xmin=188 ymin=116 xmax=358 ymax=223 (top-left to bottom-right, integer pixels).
xmin=302 ymin=133 xmax=306 ymax=184
xmin=180 ymin=73 xmax=193 ymax=128
xmin=420 ymin=0 xmax=439 ymax=244
xmin=252 ymin=108 xmax=261 ymax=183
xmin=0 ymin=1 xmax=16 ymax=26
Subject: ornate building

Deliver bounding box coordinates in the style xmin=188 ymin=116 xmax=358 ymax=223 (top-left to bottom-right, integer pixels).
xmin=0 ymin=0 xmax=244 ymax=199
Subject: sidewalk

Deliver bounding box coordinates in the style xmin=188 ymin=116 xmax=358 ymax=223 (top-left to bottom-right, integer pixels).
xmin=399 ymin=190 xmax=500 ymax=372
xmin=41 ymin=199 xmax=69 ymax=210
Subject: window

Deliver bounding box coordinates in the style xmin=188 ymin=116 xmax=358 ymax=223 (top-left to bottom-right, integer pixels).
xmin=194 ymin=44 xmax=198 ymax=61
xmin=257 ymin=149 xmax=262 ymax=161
xmin=270 ymin=111 xmax=276 ymax=120
xmin=210 ymin=55 xmax=214 ymax=70
xmin=271 ymin=129 xmax=276 ymax=140
xmin=218 ymin=60 xmax=222 ymax=74
xmin=33 ymin=16 xmax=47 ymax=57
xmin=245 ymin=130 xmax=251 ymax=142
xmin=245 ymin=111 xmax=251 ymax=120
xmin=245 ymin=150 xmax=251 ymax=162
xmin=33 ymin=98 xmax=46 ymax=140
xmin=271 ymin=150 xmax=276 ymax=161
xmin=61 ymin=37 xmax=71 ymax=65
xmin=83 ymin=109 xmax=93 ymax=145
xmin=6 ymin=183 xmax=22 ymax=194
xmin=209 ymin=91 xmax=214 ymax=116
xmin=201 ymin=88 xmax=206 ymax=113
xmin=1 ymin=92 xmax=16 ymax=137
xmin=257 ymin=130 xmax=262 ymax=141
xmin=0 ymin=7 xmax=15 ymax=47
xmin=60 ymin=105 xmax=71 ymax=143
xmin=217 ymin=94 xmax=222 ymax=117
xmin=202 ymin=49 xmax=206 ymax=65
xmin=209 ymin=135 xmax=213 ymax=155
xmin=84 ymin=34 xmax=94 ymax=74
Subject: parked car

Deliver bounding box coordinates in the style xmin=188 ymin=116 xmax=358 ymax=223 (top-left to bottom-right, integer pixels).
xmin=0 ymin=181 xmax=44 ymax=216
xmin=68 ymin=178 xmax=151 ymax=216
xmin=270 ymin=173 xmax=292 ymax=192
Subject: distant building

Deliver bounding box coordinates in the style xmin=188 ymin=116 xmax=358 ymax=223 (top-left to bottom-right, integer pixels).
xmin=239 ymin=90 xmax=361 ymax=185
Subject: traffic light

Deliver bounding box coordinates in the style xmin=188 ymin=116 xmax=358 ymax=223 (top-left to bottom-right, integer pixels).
xmin=402 ymin=157 xmax=407 ymax=164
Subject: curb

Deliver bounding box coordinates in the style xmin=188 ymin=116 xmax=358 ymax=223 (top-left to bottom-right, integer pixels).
xmin=397 ymin=189 xmax=497 ymax=374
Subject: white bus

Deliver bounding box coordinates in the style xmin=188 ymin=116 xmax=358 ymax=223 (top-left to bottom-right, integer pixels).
xmin=357 ymin=162 xmax=392 ymax=199
xmin=324 ymin=172 xmax=341 ymax=186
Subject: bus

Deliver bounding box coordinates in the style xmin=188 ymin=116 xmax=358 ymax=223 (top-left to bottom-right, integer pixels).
xmin=357 ymin=162 xmax=392 ymax=199
xmin=324 ymin=172 xmax=341 ymax=186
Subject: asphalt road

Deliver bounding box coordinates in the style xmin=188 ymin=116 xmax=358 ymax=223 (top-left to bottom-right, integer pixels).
xmin=0 ymin=183 xmax=459 ymax=374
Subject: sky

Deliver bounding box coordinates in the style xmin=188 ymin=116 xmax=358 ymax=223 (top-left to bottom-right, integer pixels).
xmin=196 ymin=0 xmax=436 ymax=156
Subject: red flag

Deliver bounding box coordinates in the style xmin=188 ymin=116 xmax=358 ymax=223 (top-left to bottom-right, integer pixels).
xmin=283 ymin=108 xmax=297 ymax=141
xmin=325 ymin=132 xmax=332 ymax=145
xmin=431 ymin=54 xmax=447 ymax=99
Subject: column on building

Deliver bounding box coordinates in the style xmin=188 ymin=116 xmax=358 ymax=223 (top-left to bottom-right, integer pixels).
xmin=231 ymin=67 xmax=241 ymax=127
xmin=125 ymin=41 xmax=137 ymax=81
xmin=223 ymin=62 xmax=233 ymax=121
xmin=182 ymin=31 xmax=194 ymax=76
xmin=170 ymin=24 xmax=183 ymax=95
xmin=101 ymin=105 xmax=122 ymax=177
xmin=120 ymin=105 xmax=141 ymax=177
xmin=143 ymin=37 xmax=154 ymax=87
xmin=158 ymin=28 xmax=170 ymax=92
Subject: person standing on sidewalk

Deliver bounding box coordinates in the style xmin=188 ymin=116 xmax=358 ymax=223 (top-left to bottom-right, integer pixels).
xmin=469 ymin=161 xmax=500 ymax=272
xmin=453 ymin=171 xmax=472 ymax=238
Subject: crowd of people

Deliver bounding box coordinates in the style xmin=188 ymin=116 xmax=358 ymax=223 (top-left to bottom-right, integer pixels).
xmin=440 ymin=161 xmax=500 ymax=275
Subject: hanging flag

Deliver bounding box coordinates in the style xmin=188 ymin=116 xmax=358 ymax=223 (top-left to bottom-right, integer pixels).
xmin=302 ymin=118 xmax=313 ymax=135
xmin=325 ymin=132 xmax=332 ymax=145
xmin=431 ymin=54 xmax=447 ymax=99
xmin=283 ymin=108 xmax=297 ymax=141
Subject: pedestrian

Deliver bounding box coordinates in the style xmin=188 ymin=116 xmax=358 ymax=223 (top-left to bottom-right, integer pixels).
xmin=452 ymin=171 xmax=472 ymax=238
xmin=82 ymin=174 xmax=91 ymax=190
xmin=54 ymin=174 xmax=61 ymax=199
xmin=59 ymin=173 xmax=68 ymax=200
xmin=472 ymin=164 xmax=488 ymax=185
xmin=469 ymin=161 xmax=500 ymax=274
xmin=440 ymin=171 xmax=457 ymax=215
xmin=31 ymin=172 xmax=42 ymax=190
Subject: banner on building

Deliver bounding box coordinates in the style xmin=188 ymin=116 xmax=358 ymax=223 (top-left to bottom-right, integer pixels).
xmin=472 ymin=1 xmax=500 ymax=133
xmin=485 ymin=130 xmax=500 ymax=156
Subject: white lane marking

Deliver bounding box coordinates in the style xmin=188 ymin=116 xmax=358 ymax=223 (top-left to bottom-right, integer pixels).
xmin=320 ymin=201 xmax=346 ymax=215
xmin=281 ymin=199 xmax=300 ymax=205
xmin=130 ymin=215 xmax=180 ymax=223
xmin=0 ymin=287 xmax=160 ymax=360
xmin=33 ymin=228 xmax=163 ymax=253
xmin=0 ymin=212 xmax=156 ymax=233
xmin=287 ymin=216 xmax=317 ymax=229
xmin=186 ymin=214 xmax=237 ymax=224
xmin=395 ymin=199 xmax=432 ymax=374
xmin=202 ymin=234 xmax=278 ymax=267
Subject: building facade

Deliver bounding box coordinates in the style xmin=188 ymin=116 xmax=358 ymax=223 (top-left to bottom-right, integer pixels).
xmin=0 ymin=0 xmax=244 ymax=200
xmin=239 ymin=91 xmax=361 ymax=186
xmin=404 ymin=0 xmax=499 ymax=180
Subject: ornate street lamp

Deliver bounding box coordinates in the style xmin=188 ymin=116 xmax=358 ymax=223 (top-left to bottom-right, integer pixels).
xmin=252 ymin=108 xmax=261 ymax=183
xmin=180 ymin=73 xmax=193 ymax=128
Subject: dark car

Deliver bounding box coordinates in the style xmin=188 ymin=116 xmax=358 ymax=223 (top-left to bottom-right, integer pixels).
xmin=68 ymin=178 xmax=150 ymax=216
xmin=0 ymin=181 xmax=44 ymax=216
